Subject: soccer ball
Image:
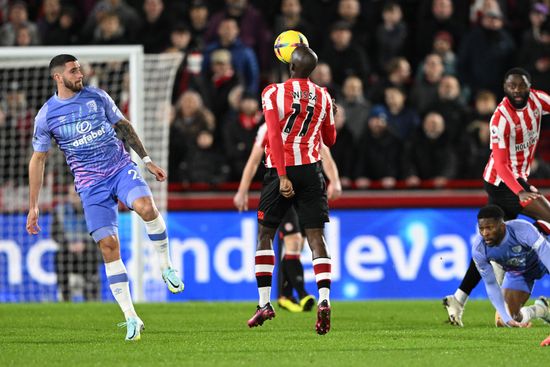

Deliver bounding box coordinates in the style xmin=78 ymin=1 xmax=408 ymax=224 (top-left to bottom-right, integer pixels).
xmin=273 ymin=30 xmax=309 ymax=64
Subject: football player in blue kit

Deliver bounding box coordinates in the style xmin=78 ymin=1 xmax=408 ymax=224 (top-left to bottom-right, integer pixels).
xmin=473 ymin=205 xmax=550 ymax=329
xmin=26 ymin=54 xmax=183 ymax=341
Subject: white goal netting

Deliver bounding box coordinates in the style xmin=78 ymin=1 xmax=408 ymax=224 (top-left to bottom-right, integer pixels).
xmin=0 ymin=46 xmax=182 ymax=302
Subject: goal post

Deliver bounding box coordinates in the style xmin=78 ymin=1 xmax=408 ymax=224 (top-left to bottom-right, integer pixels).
xmin=0 ymin=46 xmax=182 ymax=302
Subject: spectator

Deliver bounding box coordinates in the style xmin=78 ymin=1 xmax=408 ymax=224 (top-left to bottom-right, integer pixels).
xmin=457 ymin=120 xmax=490 ymax=178
xmin=426 ymin=75 xmax=468 ymax=144
xmin=368 ymin=57 xmax=412 ymax=105
xmin=522 ymin=2 xmax=548 ymax=45
xmin=168 ymin=90 xmax=216 ymax=182
xmin=411 ymin=53 xmax=444 ymax=113
xmin=329 ymin=104 xmax=354 ymax=188
xmin=466 ymin=89 xmax=497 ymax=126
xmin=42 ymin=6 xmax=79 ymax=45
xmin=37 ymin=0 xmax=61 ymax=39
xmin=374 ymin=1 xmax=408 ymax=74
xmin=205 ymin=0 xmax=271 ymax=72
xmin=204 ymin=49 xmax=243 ymax=138
xmin=354 ymin=107 xmax=402 ymax=189
xmin=92 ymin=11 xmax=131 ymax=45
xmin=0 ymin=1 xmax=40 ymax=46
xmin=430 ymin=31 xmax=456 ymax=76
xmin=309 ymin=62 xmax=341 ymax=101
xmin=203 ymin=18 xmax=259 ymax=94
xmin=187 ymin=0 xmax=209 ymax=50
xmin=336 ymin=0 xmax=369 ymax=48
xmin=519 ymin=19 xmax=550 ymax=92
xmin=81 ymin=0 xmax=141 ymax=43
xmin=137 ymin=0 xmax=172 ymax=53
xmin=415 ymin=0 xmax=465 ymax=63
xmin=383 ymin=86 xmax=420 ymax=141
xmin=341 ymin=75 xmax=370 ymax=143
xmin=223 ymin=93 xmax=263 ymax=181
xmin=402 ymin=112 xmax=457 ymax=187
xmin=458 ymin=7 xmax=516 ymax=98
xmin=320 ymin=20 xmax=370 ymax=87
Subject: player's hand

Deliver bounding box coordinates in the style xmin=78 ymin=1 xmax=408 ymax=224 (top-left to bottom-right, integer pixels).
xmin=331 ymin=98 xmax=338 ymax=114
xmin=279 ymin=175 xmax=295 ymax=198
xmin=541 ymin=335 xmax=550 ymax=346
xmin=327 ymin=181 xmax=342 ymax=201
xmin=233 ymin=191 xmax=249 ymax=212
xmin=146 ymin=162 xmax=167 ymax=182
xmin=506 ymin=319 xmax=531 ymax=328
xmin=26 ymin=207 xmax=41 ymax=235
xmin=518 ymin=190 xmax=541 ymax=204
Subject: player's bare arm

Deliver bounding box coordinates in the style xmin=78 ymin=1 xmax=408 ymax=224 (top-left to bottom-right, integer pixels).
xmin=320 ymin=144 xmax=342 ymax=201
xmin=26 ymin=151 xmax=48 ymax=234
xmin=234 ymin=144 xmax=264 ymax=212
xmin=116 ymin=118 xmax=167 ymax=182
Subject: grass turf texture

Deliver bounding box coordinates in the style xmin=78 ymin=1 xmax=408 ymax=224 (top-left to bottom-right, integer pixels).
xmin=1 ymin=301 xmax=549 ymax=367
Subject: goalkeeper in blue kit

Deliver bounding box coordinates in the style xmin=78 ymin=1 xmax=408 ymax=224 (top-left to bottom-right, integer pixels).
xmin=26 ymin=54 xmax=184 ymax=341
xmin=473 ymin=205 xmax=550 ymax=335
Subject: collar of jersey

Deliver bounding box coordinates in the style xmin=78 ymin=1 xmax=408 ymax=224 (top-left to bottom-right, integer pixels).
xmin=54 ymin=90 xmax=83 ymax=103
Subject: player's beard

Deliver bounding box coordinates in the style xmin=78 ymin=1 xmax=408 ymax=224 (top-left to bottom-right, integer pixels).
xmin=62 ymin=76 xmax=83 ymax=92
xmin=505 ymin=90 xmax=529 ymax=109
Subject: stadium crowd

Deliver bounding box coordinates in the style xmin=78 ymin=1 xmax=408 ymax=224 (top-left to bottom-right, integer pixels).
xmin=2 ymin=0 xmax=550 ymax=190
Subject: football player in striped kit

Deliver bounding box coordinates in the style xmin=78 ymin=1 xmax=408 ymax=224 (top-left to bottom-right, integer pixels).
xmin=444 ymin=68 xmax=550 ymax=329
xmin=247 ymin=46 xmax=336 ymax=334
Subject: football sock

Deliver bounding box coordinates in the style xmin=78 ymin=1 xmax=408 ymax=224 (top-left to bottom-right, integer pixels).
xmin=454 ymin=289 xmax=468 ymax=306
xmin=520 ymin=303 xmax=546 ymax=323
xmin=255 ymin=249 xmax=275 ymax=307
xmin=144 ymin=215 xmax=172 ymax=272
xmin=457 ymin=258 xmax=481 ymax=296
xmin=284 ymin=251 xmax=308 ymax=299
xmin=105 ymin=259 xmax=137 ymax=319
xmin=313 ymin=257 xmax=331 ymax=305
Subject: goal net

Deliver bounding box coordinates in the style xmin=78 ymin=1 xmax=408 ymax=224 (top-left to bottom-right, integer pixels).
xmin=0 ymin=46 xmax=182 ymax=302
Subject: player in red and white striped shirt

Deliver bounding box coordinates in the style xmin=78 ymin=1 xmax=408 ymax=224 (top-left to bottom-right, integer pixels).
xmin=444 ymin=68 xmax=550 ymax=331
xmin=247 ymin=46 xmax=336 ymax=335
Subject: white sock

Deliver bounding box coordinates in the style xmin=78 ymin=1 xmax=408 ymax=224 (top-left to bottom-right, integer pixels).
xmin=454 ymin=289 xmax=468 ymax=305
xmin=520 ymin=303 xmax=547 ymax=322
xmin=145 ymin=215 xmax=172 ymax=272
xmin=105 ymin=259 xmax=137 ymax=319
xmin=259 ymin=287 xmax=271 ymax=307
xmin=318 ymin=288 xmax=330 ymax=306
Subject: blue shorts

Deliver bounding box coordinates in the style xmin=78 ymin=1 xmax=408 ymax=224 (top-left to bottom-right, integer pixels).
xmin=502 ymin=267 xmax=548 ymax=294
xmin=79 ymin=163 xmax=152 ymax=240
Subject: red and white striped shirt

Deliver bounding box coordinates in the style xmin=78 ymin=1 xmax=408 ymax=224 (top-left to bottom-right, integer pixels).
xmin=483 ymin=89 xmax=550 ymax=194
xmin=261 ymin=78 xmax=336 ymax=176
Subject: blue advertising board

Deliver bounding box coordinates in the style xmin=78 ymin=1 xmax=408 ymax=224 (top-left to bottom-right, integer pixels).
xmin=2 ymin=209 xmax=550 ymax=302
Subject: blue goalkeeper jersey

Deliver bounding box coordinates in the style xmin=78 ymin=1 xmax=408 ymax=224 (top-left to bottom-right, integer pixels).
xmin=32 ymin=86 xmax=132 ymax=191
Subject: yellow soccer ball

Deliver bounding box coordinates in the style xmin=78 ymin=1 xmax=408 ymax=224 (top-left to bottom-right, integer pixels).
xmin=273 ymin=30 xmax=309 ymax=64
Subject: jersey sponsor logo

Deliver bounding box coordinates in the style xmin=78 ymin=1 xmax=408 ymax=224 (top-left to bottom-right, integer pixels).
xmin=86 ymin=100 xmax=97 ymax=113
xmin=506 ymin=257 xmax=526 ymax=267
xmin=515 ymin=134 xmax=537 ymax=151
xmin=76 ymin=120 xmax=92 ymax=134
xmin=292 ymin=90 xmax=317 ymax=101
xmin=72 ymin=126 xmax=106 ymax=147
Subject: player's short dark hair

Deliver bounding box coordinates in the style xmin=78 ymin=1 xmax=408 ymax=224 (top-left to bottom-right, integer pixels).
xmin=504 ymin=67 xmax=531 ymax=83
xmin=477 ymin=205 xmax=505 ymax=220
xmin=49 ymin=54 xmax=77 ymax=75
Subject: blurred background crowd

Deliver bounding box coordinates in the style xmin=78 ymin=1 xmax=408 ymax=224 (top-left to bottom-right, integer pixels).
xmin=2 ymin=0 xmax=550 ymax=190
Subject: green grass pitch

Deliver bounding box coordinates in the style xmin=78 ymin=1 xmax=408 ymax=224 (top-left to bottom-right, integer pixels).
xmin=1 ymin=301 xmax=549 ymax=367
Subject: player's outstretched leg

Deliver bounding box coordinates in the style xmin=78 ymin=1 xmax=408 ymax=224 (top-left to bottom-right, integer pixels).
xmin=248 ymin=248 xmax=276 ymax=327
xmin=143 ymin=215 xmax=184 ymax=293
xmin=248 ymin=224 xmax=277 ymax=328
xmin=541 ymin=334 xmax=550 ymax=347
xmin=313 ymin=257 xmax=331 ymax=335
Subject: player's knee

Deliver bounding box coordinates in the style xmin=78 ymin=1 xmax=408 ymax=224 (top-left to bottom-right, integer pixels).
xmin=134 ymin=199 xmax=158 ymax=221
xmin=284 ymin=233 xmax=302 ymax=251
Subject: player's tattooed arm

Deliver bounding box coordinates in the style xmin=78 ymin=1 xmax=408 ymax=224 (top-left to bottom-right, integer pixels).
xmin=115 ymin=118 xmax=148 ymax=158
